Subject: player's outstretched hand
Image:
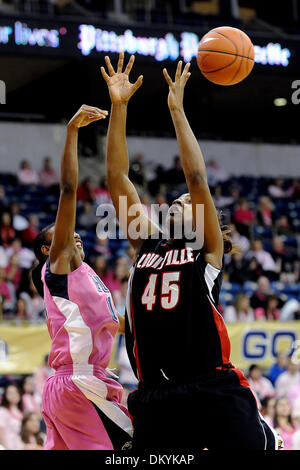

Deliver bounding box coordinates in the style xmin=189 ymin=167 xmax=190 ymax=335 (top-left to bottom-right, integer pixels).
xmin=163 ymin=61 xmax=191 ymax=112
xmin=68 ymin=105 xmax=108 ymax=129
xmin=101 ymin=52 xmax=143 ymax=104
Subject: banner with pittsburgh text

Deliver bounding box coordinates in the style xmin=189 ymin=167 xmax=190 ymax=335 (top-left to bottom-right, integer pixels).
xmin=0 ymin=322 xmax=299 ymax=374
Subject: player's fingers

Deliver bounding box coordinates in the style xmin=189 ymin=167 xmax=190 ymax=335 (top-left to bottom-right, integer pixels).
xmin=163 ymin=68 xmax=173 ymax=86
xmin=100 ymin=66 xmax=110 ymax=82
xmin=90 ymin=106 xmax=109 ymax=115
xmin=105 ymin=56 xmax=115 ymax=76
xmin=182 ymin=62 xmax=191 ymax=77
xmin=82 ymin=105 xmax=108 ymax=115
xmin=184 ymin=72 xmax=192 ymax=85
xmin=124 ymin=55 xmax=135 ymax=75
xmin=97 ymin=109 xmax=109 ymax=116
xmin=132 ymin=75 xmax=143 ymax=93
xmin=117 ymin=51 xmax=124 ymax=73
xmin=87 ymin=110 xmax=108 ymax=119
xmin=89 ymin=114 xmax=107 ymax=120
xmin=175 ymin=61 xmax=182 ymax=81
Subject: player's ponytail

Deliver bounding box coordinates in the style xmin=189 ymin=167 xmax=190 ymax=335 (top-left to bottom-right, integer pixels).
xmin=31 ymin=223 xmax=55 ymax=298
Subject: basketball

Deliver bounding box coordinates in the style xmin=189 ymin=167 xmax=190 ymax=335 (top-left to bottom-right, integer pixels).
xmin=197 ymin=26 xmax=255 ymax=86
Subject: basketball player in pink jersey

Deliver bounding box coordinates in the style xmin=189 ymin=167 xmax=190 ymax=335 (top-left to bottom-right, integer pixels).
xmin=31 ymin=105 xmax=133 ymax=450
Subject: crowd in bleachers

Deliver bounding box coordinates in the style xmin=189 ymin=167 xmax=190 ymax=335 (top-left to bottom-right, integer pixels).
xmin=0 ymin=153 xmax=300 ymax=448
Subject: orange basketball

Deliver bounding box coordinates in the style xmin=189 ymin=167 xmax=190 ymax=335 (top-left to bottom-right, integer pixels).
xmin=197 ymin=26 xmax=254 ymax=86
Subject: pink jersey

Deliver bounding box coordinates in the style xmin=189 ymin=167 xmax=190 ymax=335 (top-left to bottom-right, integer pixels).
xmin=41 ymin=260 xmax=119 ymax=372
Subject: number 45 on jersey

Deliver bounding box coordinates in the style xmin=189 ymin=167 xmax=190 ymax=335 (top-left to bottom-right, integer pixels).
xmin=141 ymin=272 xmax=181 ymax=311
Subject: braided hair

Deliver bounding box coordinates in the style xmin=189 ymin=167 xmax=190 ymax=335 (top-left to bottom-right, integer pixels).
xmin=31 ymin=223 xmax=55 ymax=298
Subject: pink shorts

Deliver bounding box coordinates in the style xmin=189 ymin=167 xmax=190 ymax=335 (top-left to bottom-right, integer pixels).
xmin=42 ymin=365 xmax=133 ymax=450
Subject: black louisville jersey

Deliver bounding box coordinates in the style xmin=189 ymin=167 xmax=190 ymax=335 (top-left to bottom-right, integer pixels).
xmin=125 ymin=236 xmax=232 ymax=383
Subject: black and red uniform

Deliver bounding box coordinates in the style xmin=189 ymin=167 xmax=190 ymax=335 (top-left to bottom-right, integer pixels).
xmin=125 ymin=236 xmax=280 ymax=451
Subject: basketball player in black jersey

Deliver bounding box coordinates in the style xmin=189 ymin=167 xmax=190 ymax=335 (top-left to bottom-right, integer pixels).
xmin=101 ymin=52 xmax=282 ymax=451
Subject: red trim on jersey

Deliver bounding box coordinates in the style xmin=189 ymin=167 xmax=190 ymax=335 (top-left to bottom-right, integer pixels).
xmin=232 ymin=367 xmax=251 ymax=389
xmin=130 ymin=287 xmax=144 ymax=381
xmin=209 ymin=299 xmax=231 ymax=365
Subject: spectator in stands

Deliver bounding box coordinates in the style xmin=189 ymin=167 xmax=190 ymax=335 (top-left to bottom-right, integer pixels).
xmin=148 ymin=164 xmax=166 ymax=196
xmin=0 ymin=212 xmax=16 ymax=247
xmin=260 ymin=396 xmax=276 ymax=428
xmin=226 ymin=252 xmax=248 ymax=285
xmin=17 ymin=160 xmax=39 ymax=186
xmin=0 ymin=245 xmax=8 ymax=268
xmin=21 ymin=215 xmax=39 ymax=247
xmin=165 ymin=155 xmax=186 ymax=188
xmin=254 ymin=294 xmax=280 ymax=321
xmin=93 ymin=235 xmax=111 ymax=259
xmin=5 ymin=238 xmax=35 ymax=270
xmin=271 ymin=236 xmax=290 ymax=264
xmin=292 ymin=395 xmax=300 ymax=429
xmin=20 ymin=376 xmax=41 ymax=415
xmin=270 ymin=236 xmax=299 ymax=284
xmin=268 ymin=352 xmax=288 ymax=386
xmin=39 ymin=157 xmax=59 ymax=189
xmin=95 ymin=177 xmax=112 ymax=206
xmin=213 ymin=185 xmax=235 ymax=209
xmin=129 ymin=153 xmax=146 ymax=188
xmin=5 ymin=253 xmax=22 ymax=291
xmin=291 ymin=178 xmax=300 ymax=200
xmin=34 ymin=355 xmax=54 ymax=399
xmin=20 ymin=412 xmax=45 ymax=450
xmin=107 ymin=258 xmax=130 ymax=306
xmin=275 ymin=356 xmax=300 ymax=398
xmin=250 ymin=276 xmax=273 ymax=311
xmin=14 ymin=298 xmax=28 ymax=320
xmin=77 ymin=177 xmax=96 ymax=203
xmin=114 ymin=276 xmax=129 ymax=316
xmin=268 ymin=178 xmax=293 ymax=199
xmin=288 ymin=380 xmax=300 ymax=410
xmin=292 ymin=427 xmax=300 ymax=449
xmin=78 ymin=201 xmax=98 ymax=229
xmin=124 ymin=244 xmax=137 ymax=269
xmin=93 ymin=255 xmax=111 ymax=286
xmin=244 ymin=256 xmax=264 ymax=283
xmin=247 ymin=364 xmax=275 ymax=401
xmin=206 ymin=158 xmax=229 ymax=187
xmin=256 ymin=196 xmax=275 ymax=228
xmin=246 ymin=240 xmax=278 ymax=280
xmin=275 ymin=215 xmax=292 ymax=236
xmin=0 ymin=267 xmax=12 ymax=312
xmin=0 ymin=383 xmax=24 ymax=450
xmin=10 ymin=202 xmax=29 ymax=233
xmin=0 ymin=185 xmax=9 ymax=213
xmin=224 ymin=293 xmax=254 ymax=323
xmin=273 ymin=397 xmax=296 ymax=450
xmin=19 ymin=279 xmax=45 ymax=321
xmin=233 ymin=198 xmax=255 ymax=238
xmin=228 ymin=223 xmax=250 ymax=253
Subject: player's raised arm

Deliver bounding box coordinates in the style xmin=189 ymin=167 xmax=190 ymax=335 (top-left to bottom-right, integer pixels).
xmin=49 ymin=105 xmax=108 ymax=273
xmin=101 ymin=52 xmax=159 ymax=252
xmin=163 ymin=62 xmax=223 ymax=268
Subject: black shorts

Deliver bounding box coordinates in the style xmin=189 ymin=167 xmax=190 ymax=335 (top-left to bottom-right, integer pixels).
xmin=127 ymin=368 xmax=278 ymax=451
